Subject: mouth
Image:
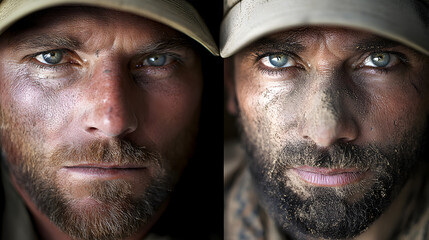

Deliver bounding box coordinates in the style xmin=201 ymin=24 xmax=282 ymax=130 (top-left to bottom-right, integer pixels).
xmin=62 ymin=164 xmax=147 ymax=179
xmin=292 ymin=166 xmax=367 ymax=187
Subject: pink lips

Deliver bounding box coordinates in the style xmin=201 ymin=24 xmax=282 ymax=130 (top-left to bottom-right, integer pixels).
xmin=63 ymin=164 xmax=146 ymax=178
xmin=292 ymin=166 xmax=365 ymax=186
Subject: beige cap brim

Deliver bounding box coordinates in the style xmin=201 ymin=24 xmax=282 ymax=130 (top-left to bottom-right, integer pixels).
xmin=220 ymin=0 xmax=429 ymax=57
xmin=0 ymin=0 xmax=219 ymax=55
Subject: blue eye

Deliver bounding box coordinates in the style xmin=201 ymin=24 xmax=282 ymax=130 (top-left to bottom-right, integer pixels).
xmin=370 ymin=53 xmax=390 ymax=67
xmin=35 ymin=50 xmax=64 ymax=65
xmin=145 ymin=55 xmax=167 ymax=66
xmin=261 ymin=54 xmax=297 ymax=69
xmin=362 ymin=52 xmax=400 ymax=69
xmin=269 ymin=54 xmax=289 ymax=67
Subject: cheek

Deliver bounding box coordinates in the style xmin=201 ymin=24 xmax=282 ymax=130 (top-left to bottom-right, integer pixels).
xmin=362 ymin=87 xmax=427 ymax=143
xmin=356 ymin=67 xmax=429 ymax=144
xmin=144 ymin=76 xmax=202 ymax=176
xmin=236 ymin=70 xmax=299 ymax=147
xmin=144 ymin=73 xmax=203 ymax=152
xmin=0 ymin=67 xmax=76 ymax=149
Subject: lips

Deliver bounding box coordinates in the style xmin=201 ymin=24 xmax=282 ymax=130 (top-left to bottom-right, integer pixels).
xmin=66 ymin=163 xmax=146 ymax=169
xmin=292 ymin=166 xmax=366 ymax=187
xmin=63 ymin=164 xmax=147 ymax=178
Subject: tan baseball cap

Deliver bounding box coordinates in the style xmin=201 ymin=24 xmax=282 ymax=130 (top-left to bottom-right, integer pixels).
xmin=0 ymin=0 xmax=219 ymax=55
xmin=221 ymin=0 xmax=429 ymax=57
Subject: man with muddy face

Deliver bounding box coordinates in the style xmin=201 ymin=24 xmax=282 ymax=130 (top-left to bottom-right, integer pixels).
xmin=223 ymin=0 xmax=429 ymax=239
xmin=0 ymin=1 xmax=218 ymax=240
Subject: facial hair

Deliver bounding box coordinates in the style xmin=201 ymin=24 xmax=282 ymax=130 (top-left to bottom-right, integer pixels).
xmin=0 ymin=107 xmax=172 ymax=240
xmin=238 ymin=114 xmax=426 ymax=239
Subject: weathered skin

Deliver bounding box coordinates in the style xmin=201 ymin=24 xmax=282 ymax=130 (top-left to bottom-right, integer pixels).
xmin=225 ymin=27 xmax=429 ymax=239
xmin=0 ymin=7 xmax=203 ymax=240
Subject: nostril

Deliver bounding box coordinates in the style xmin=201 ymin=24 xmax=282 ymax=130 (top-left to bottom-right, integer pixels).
xmin=337 ymin=135 xmax=356 ymax=144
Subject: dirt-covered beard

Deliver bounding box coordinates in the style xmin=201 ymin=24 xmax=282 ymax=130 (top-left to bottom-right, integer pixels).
xmin=237 ymin=113 xmax=426 ymax=239
xmin=0 ymin=107 xmax=173 ymax=240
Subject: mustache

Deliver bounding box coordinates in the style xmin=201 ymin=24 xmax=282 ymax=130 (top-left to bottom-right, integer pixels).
xmin=49 ymin=139 xmax=161 ymax=166
xmin=277 ymin=142 xmax=388 ymax=170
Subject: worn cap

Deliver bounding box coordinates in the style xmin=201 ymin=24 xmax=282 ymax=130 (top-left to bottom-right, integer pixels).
xmin=0 ymin=0 xmax=219 ymax=55
xmin=221 ymin=0 xmax=429 ymax=57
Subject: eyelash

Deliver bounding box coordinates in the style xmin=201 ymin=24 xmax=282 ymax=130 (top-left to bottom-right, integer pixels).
xmin=27 ymin=49 xmax=79 ymax=71
xmin=358 ymin=51 xmax=409 ymax=74
xmin=254 ymin=52 xmax=304 ymax=76
xmin=253 ymin=51 xmax=409 ymax=76
xmin=133 ymin=53 xmax=182 ymax=69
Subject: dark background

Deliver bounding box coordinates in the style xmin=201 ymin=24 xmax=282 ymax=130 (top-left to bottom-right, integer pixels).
xmin=0 ymin=1 xmax=227 ymax=239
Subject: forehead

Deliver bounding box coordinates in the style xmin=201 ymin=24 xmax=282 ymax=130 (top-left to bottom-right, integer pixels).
xmin=11 ymin=6 xmax=168 ymax=29
xmin=2 ymin=6 xmax=184 ymax=47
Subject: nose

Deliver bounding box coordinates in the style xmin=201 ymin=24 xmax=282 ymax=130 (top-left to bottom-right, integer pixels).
xmin=300 ymin=82 xmax=358 ymax=147
xmin=83 ymin=65 xmax=138 ymax=138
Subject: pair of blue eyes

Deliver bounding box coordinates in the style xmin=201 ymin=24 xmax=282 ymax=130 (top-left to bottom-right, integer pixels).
xmin=265 ymin=52 xmax=392 ymax=68
xmin=37 ymin=50 xmax=168 ymax=66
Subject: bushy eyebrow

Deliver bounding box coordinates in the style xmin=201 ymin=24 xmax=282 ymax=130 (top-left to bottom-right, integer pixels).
xmin=351 ymin=37 xmax=400 ymax=52
xmin=244 ymin=37 xmax=306 ymax=54
xmin=13 ymin=34 xmax=81 ymax=51
xmin=135 ymin=37 xmax=193 ymax=54
xmin=242 ymin=31 xmax=403 ymax=55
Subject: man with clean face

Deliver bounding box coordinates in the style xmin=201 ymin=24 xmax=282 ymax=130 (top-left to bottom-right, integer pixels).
xmin=223 ymin=0 xmax=429 ymax=239
xmin=0 ymin=0 xmax=220 ymax=239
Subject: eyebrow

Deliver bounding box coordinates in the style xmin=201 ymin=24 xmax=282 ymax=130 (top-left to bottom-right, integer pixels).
xmin=135 ymin=37 xmax=193 ymax=54
xmin=351 ymin=37 xmax=401 ymax=52
xmin=12 ymin=34 xmax=193 ymax=54
xmin=13 ymin=34 xmax=81 ymax=51
xmin=246 ymin=35 xmax=402 ymax=54
xmin=244 ymin=37 xmax=306 ymax=54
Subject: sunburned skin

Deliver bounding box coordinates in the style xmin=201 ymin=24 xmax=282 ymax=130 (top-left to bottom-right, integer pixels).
xmin=226 ymin=27 xmax=429 ymax=239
